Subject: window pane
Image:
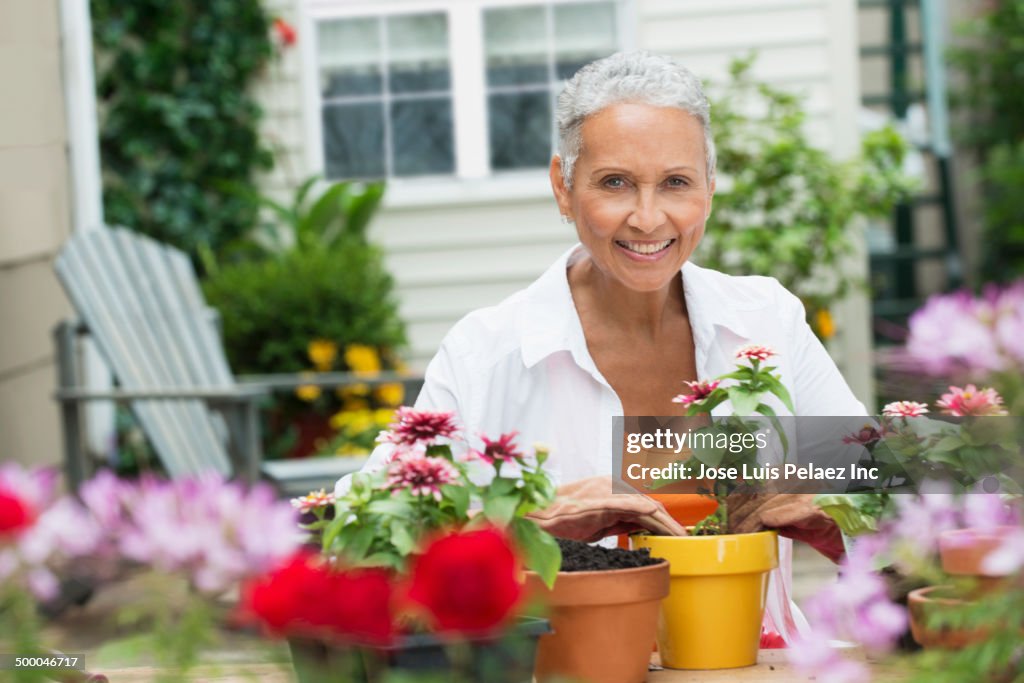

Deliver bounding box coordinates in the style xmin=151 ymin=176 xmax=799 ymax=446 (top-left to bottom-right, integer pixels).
xmin=484 ymin=6 xmax=548 ymax=86
xmin=318 ymin=17 xmax=382 ymax=97
xmin=553 ymin=2 xmax=617 ymax=80
xmin=322 ymin=103 xmax=385 ymax=179
xmin=489 ymin=92 xmax=551 ymax=170
xmin=387 ymin=13 xmax=450 ymax=93
xmin=392 ymin=99 xmax=455 ymax=176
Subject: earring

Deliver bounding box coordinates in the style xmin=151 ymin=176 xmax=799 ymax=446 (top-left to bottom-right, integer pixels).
xmin=560 ymin=214 xmax=574 ymax=225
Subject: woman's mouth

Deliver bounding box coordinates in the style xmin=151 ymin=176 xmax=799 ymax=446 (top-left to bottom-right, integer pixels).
xmin=614 ymin=239 xmax=675 ymax=257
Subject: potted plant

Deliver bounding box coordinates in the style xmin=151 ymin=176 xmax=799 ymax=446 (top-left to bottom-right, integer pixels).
xmin=632 ymin=345 xmax=790 ymax=669
xmin=524 ymin=537 xmax=669 ymax=683
xmin=277 ymin=408 xmax=562 ymax=681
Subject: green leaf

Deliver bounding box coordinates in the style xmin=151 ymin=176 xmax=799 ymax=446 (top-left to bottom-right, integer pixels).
xmin=483 ymin=493 xmax=519 ymax=526
xmin=511 ymin=517 xmax=562 ymax=588
xmin=366 ymin=498 xmax=413 ymax=516
xmin=727 ymin=386 xmax=760 ymax=416
xmin=389 ymin=521 xmax=417 ymax=555
xmin=442 ymin=483 xmax=470 ymax=519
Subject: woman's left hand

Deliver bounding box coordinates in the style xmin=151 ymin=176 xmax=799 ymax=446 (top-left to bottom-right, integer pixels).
xmin=727 ymin=493 xmax=844 ymax=563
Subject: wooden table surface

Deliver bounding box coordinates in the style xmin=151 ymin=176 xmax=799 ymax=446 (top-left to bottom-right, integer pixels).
xmin=96 ymin=650 xmax=908 ymax=682
xmin=649 ymin=648 xmax=907 ymax=682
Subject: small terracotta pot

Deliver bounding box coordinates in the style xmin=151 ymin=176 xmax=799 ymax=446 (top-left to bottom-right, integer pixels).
xmin=939 ymin=527 xmax=1020 ymax=594
xmin=907 ymin=585 xmax=988 ymax=649
xmin=524 ymin=561 xmax=669 ymax=683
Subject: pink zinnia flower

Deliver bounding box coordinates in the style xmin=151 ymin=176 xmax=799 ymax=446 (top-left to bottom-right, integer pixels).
xmin=881 ymin=401 xmax=929 ymax=417
xmin=291 ymin=489 xmax=336 ymax=513
xmin=386 ymin=451 xmax=459 ymax=501
xmin=471 ymin=432 xmax=523 ymax=466
xmin=378 ymin=407 xmax=460 ymax=447
xmin=735 ymin=344 xmax=776 ymax=363
xmin=935 ymin=384 xmax=1007 ymax=417
xmin=671 ymin=379 xmax=721 ymax=407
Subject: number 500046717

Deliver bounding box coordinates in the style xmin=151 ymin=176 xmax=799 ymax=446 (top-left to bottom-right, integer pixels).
xmin=0 ymin=654 xmax=85 ymax=670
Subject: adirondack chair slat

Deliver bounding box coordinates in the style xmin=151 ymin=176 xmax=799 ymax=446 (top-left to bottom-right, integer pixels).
xmin=164 ymin=247 xmax=235 ymax=386
xmin=58 ymin=229 xmax=227 ymax=476
xmin=110 ymin=231 xmax=232 ymax=475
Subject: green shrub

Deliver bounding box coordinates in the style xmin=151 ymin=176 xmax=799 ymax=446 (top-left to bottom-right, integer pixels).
xmin=91 ymin=0 xmax=275 ymax=259
xmin=699 ymin=56 xmax=914 ymax=338
xmin=202 ymin=246 xmax=406 ymax=375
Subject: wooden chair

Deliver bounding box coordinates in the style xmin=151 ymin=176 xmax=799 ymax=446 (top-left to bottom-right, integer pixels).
xmin=53 ymin=227 xmax=420 ymax=496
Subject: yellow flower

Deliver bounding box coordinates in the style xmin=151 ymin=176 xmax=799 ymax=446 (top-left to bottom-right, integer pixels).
xmin=295 ymin=384 xmax=321 ymax=402
xmin=815 ymin=308 xmax=836 ymax=340
xmin=374 ymin=408 xmax=397 ymax=426
xmin=344 ymin=397 xmax=370 ymax=412
xmin=307 ymin=339 xmax=338 ymax=372
xmin=336 ymin=383 xmax=370 ymax=401
xmin=345 ymin=344 xmax=381 ymax=376
xmin=374 ymin=383 xmax=405 ymax=407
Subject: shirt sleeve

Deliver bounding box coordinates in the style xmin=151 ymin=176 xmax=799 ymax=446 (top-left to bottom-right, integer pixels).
xmin=789 ymin=295 xmax=868 ymax=417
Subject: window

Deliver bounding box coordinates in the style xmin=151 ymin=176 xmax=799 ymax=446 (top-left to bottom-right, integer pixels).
xmin=309 ymin=1 xmax=624 ymax=183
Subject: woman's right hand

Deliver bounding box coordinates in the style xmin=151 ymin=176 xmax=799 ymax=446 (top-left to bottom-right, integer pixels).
xmin=526 ymin=475 xmax=688 ymax=543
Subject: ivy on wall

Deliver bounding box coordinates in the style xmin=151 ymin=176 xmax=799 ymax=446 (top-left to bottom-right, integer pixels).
xmin=91 ymin=0 xmax=275 ymax=259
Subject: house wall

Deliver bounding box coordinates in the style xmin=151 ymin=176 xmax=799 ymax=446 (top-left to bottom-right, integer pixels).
xmin=0 ymin=0 xmax=73 ymax=467
xmin=258 ymin=0 xmax=874 ymax=404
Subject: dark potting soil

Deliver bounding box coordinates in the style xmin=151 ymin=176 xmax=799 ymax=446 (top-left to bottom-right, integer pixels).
xmin=556 ymin=538 xmax=661 ymax=572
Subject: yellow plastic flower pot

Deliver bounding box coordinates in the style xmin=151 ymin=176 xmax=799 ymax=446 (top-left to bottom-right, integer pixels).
xmin=632 ymin=531 xmax=778 ymax=670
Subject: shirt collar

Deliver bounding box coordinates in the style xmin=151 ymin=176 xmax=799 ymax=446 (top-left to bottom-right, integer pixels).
xmin=518 ymin=245 xmax=751 ymax=370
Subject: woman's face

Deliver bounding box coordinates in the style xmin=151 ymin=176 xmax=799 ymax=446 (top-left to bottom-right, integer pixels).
xmin=551 ymin=102 xmax=714 ymax=293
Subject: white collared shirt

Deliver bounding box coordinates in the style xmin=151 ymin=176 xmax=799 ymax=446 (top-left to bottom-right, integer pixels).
xmin=340 ymin=244 xmax=866 ymax=488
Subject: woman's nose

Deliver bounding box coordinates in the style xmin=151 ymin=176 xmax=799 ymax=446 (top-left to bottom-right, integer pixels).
xmin=626 ymin=189 xmax=666 ymax=232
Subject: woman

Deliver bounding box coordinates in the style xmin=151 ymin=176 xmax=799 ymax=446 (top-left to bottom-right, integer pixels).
xmin=338 ymin=51 xmax=862 ymax=637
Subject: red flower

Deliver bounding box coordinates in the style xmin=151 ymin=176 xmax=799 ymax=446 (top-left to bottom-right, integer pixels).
xmin=471 ymin=432 xmax=523 ymax=466
xmin=841 ymin=423 xmax=885 ymax=448
xmin=241 ymin=552 xmax=394 ymax=645
xmin=936 ymin=384 xmax=1007 ymax=417
xmin=406 ymin=528 xmax=523 ymax=635
xmin=735 ymin=344 xmax=776 ymax=363
xmin=379 ymin=407 xmax=461 ymax=447
xmin=273 ymin=18 xmax=297 ymax=47
xmin=0 ymin=487 xmax=35 ymax=538
xmin=386 ymin=450 xmax=460 ymax=501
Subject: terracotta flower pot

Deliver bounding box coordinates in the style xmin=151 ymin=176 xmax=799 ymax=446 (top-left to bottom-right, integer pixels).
xmin=524 ymin=561 xmax=669 ymax=683
xmin=907 ymin=585 xmax=988 ymax=649
xmin=632 ymin=531 xmax=778 ymax=670
xmin=939 ymin=526 xmax=1021 ymax=594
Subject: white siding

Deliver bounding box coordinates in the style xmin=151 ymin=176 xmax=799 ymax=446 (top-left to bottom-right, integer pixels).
xmin=256 ymin=0 xmax=872 ymax=404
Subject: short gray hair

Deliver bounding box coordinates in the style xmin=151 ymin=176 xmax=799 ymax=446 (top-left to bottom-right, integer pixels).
xmin=555 ymin=51 xmax=716 ymax=189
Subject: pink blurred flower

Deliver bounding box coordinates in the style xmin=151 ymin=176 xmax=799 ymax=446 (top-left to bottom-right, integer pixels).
xmin=386 ymin=451 xmax=459 ymax=501
xmin=906 ymin=290 xmax=1006 ymax=374
xmin=291 ymin=489 xmax=335 ymax=513
xmin=378 ymin=407 xmax=460 ymax=447
xmin=735 ymin=344 xmax=776 ymax=363
xmin=935 ymin=384 xmax=1007 ymax=416
xmin=471 ymin=432 xmax=523 ymax=466
xmin=788 ymin=631 xmax=871 ymax=683
xmin=881 ymin=401 xmax=929 ymax=417
xmin=671 ymin=379 xmax=721 ymax=407
xmin=982 ymin=528 xmax=1024 ymax=575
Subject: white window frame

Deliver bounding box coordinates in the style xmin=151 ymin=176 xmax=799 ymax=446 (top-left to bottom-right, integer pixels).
xmin=299 ymin=0 xmax=636 ymax=208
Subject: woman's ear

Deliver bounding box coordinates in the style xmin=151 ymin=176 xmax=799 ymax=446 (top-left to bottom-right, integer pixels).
xmin=705 ymin=176 xmax=716 ymax=219
xmin=549 ymin=155 xmax=573 ymax=220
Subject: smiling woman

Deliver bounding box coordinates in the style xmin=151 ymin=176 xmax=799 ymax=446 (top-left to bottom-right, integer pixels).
xmin=337 ymin=50 xmax=867 ymax=644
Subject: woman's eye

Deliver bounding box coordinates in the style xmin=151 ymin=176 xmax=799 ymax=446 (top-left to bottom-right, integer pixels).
xmin=603 ymin=176 xmax=626 ymax=189
xmin=665 ymin=176 xmax=689 ymax=188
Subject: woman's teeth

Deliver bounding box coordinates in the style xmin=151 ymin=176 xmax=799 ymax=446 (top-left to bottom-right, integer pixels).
xmin=616 ymin=239 xmax=674 ymax=255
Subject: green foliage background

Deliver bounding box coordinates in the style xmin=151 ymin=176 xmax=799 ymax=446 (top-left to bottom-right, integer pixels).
xmin=91 ymin=0 xmax=275 ymax=259
xmin=699 ymin=57 xmax=913 ymax=336
xmin=949 ymin=0 xmax=1024 ymax=282
xmin=202 ymin=246 xmax=407 ymax=375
